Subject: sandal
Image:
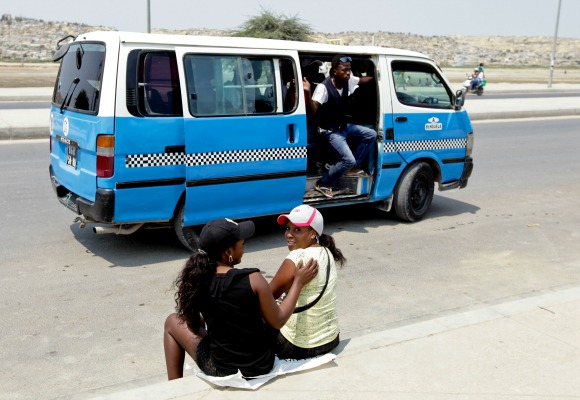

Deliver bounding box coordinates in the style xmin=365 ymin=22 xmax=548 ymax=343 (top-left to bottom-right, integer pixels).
xmin=315 ymin=185 xmax=334 ymax=198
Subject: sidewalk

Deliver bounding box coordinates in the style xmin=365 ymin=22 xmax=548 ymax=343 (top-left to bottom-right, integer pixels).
xmin=1 ymin=84 xmax=580 ymax=140
xmin=88 ymin=286 xmax=580 ymax=399
xmin=462 ymin=83 xmax=580 ymax=121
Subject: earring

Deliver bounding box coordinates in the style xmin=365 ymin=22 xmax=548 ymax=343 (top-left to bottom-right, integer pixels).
xmin=228 ymin=254 xmax=233 ymax=263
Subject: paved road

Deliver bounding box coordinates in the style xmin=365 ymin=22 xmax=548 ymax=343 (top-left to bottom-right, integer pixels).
xmin=0 ymin=101 xmax=50 ymax=110
xmin=1 ymin=117 xmax=580 ymax=399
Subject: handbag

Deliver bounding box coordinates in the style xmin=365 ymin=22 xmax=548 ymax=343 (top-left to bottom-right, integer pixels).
xmin=293 ymin=247 xmax=331 ymax=314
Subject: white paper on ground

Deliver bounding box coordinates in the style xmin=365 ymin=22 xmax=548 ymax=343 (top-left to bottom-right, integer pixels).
xmin=195 ymin=353 xmax=336 ymax=390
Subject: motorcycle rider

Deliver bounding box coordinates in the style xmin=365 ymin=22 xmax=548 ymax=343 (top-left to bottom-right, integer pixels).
xmin=469 ymin=67 xmax=484 ymax=91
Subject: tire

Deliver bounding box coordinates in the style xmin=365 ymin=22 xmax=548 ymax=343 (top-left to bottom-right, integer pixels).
xmin=394 ymin=162 xmax=435 ymax=222
xmin=173 ymin=201 xmax=200 ymax=252
xmin=477 ymin=87 xmax=483 ymax=96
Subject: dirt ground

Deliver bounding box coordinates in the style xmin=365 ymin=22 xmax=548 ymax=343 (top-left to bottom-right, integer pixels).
xmin=1 ymin=62 xmax=579 ymax=88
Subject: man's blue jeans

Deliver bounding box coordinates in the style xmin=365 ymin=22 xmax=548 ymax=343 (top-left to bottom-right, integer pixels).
xmin=319 ymin=124 xmax=377 ymax=187
xmin=470 ymin=78 xmax=481 ymax=90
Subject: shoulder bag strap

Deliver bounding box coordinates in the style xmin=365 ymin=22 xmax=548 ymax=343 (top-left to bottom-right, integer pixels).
xmin=293 ymin=248 xmax=331 ymax=314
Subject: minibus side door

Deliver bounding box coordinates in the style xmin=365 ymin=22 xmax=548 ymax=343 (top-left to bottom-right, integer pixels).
xmin=176 ymin=48 xmax=307 ymax=225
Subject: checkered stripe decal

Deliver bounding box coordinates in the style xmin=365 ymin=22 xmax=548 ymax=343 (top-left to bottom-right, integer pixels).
xmin=384 ymin=138 xmax=466 ymax=153
xmin=126 ymin=153 xmax=186 ymax=168
xmin=126 ymin=147 xmax=307 ymax=168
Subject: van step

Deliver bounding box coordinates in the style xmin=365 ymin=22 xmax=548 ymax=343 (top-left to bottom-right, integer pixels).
xmin=305 ymin=174 xmax=371 ymax=196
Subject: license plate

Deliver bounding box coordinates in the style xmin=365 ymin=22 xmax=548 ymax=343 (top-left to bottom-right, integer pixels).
xmin=57 ymin=135 xmax=78 ymax=169
xmin=66 ymin=140 xmax=78 ymax=168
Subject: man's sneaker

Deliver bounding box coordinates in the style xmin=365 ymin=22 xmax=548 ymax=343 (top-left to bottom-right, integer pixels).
xmin=316 ymin=162 xmax=332 ymax=175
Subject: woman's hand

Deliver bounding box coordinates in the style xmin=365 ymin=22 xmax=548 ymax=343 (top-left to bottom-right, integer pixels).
xmin=253 ymin=258 xmax=318 ymax=329
xmin=294 ymin=258 xmax=318 ymax=287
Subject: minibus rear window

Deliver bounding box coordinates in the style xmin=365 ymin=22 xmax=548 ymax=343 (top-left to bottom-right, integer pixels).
xmin=53 ymin=42 xmax=105 ymax=114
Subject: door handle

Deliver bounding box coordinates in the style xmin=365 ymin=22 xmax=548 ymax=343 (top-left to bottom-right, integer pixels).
xmin=395 ymin=116 xmax=408 ymax=123
xmin=288 ymin=124 xmax=295 ymax=143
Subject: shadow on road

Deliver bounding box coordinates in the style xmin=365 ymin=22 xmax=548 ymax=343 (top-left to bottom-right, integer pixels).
xmin=68 ymin=195 xmax=478 ymax=267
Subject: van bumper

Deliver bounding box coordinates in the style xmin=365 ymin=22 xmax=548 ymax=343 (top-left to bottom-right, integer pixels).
xmin=459 ymin=156 xmax=473 ymax=188
xmin=438 ymin=157 xmax=473 ymax=191
xmin=49 ymin=165 xmax=115 ymax=223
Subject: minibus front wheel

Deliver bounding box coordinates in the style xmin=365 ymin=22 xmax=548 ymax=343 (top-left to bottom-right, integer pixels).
xmin=173 ymin=201 xmax=200 ymax=252
xmin=393 ymin=161 xmax=434 ymax=222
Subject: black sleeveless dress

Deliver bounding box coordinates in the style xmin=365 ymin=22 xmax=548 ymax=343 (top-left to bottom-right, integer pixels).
xmin=198 ymin=268 xmax=274 ymax=377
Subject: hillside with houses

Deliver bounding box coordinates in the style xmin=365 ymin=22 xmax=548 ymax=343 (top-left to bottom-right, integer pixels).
xmin=1 ymin=14 xmax=579 ymax=67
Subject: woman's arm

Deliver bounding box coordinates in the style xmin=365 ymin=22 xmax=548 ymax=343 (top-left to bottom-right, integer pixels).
xmin=251 ymin=258 xmax=317 ymax=329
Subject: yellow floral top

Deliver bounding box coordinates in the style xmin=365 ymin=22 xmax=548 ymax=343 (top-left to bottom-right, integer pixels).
xmin=281 ymin=246 xmax=339 ymax=348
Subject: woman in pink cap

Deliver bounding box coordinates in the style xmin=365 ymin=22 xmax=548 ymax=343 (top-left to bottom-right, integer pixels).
xmin=270 ymin=204 xmax=346 ymax=359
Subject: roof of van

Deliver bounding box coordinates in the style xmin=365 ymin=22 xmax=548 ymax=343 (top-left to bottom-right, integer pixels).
xmin=74 ymin=31 xmax=431 ymax=60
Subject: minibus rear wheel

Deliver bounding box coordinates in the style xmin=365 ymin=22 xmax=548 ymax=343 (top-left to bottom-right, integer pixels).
xmin=393 ymin=162 xmax=434 ymax=222
xmin=173 ymin=202 xmax=200 ymax=252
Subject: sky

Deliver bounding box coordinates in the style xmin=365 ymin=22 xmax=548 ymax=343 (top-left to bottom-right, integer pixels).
xmin=2 ymin=0 xmax=580 ymax=39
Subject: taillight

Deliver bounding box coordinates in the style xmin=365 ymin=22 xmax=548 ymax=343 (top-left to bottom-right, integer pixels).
xmin=97 ymin=135 xmax=115 ymax=178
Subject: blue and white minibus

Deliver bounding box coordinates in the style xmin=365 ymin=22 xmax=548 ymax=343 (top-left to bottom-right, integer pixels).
xmin=49 ymin=31 xmax=473 ymax=250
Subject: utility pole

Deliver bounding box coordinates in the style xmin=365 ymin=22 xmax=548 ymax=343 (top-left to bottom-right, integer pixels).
xmin=548 ymin=0 xmax=562 ymax=88
xmin=147 ymin=0 xmax=151 ymax=33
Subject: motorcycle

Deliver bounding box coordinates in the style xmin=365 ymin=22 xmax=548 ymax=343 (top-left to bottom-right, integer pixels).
xmin=463 ymin=73 xmax=485 ymax=96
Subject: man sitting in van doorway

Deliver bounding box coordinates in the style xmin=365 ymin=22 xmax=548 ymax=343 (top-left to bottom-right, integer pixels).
xmin=303 ymin=55 xmax=377 ymax=198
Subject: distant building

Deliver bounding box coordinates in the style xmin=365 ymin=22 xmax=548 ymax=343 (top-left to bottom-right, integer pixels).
xmin=326 ymin=39 xmax=343 ymax=45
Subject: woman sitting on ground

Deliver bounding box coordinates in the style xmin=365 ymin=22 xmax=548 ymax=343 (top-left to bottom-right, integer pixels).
xmin=270 ymin=205 xmax=346 ymax=359
xmin=163 ymin=218 xmax=318 ymax=379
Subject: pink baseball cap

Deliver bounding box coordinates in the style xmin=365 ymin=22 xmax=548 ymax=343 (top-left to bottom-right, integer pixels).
xmin=277 ymin=205 xmax=324 ymax=235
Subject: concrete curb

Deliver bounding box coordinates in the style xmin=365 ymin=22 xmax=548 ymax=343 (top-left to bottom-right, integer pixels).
xmin=0 ymin=127 xmax=48 ymax=140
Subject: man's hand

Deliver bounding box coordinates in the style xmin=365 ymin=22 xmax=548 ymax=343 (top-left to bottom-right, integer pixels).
xmin=303 ymin=77 xmax=311 ymax=93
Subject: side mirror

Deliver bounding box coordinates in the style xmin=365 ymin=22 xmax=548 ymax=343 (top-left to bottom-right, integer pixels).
xmin=454 ymin=89 xmax=466 ymax=109
xmin=52 ymin=35 xmax=75 ymax=62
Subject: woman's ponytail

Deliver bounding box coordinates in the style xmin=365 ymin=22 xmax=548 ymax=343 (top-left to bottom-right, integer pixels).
xmin=173 ymin=251 xmax=216 ymax=330
xmin=319 ymin=233 xmax=346 ymax=267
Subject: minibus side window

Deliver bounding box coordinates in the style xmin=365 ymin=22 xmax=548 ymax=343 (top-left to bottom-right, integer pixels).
xmin=53 ymin=42 xmax=105 ymax=115
xmin=184 ymin=55 xmax=279 ymax=116
xmin=129 ymin=50 xmax=182 ymax=117
xmin=391 ymin=61 xmax=452 ymax=109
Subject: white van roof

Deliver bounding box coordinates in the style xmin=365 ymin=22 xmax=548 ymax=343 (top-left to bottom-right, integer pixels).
xmin=74 ymin=31 xmax=430 ymax=60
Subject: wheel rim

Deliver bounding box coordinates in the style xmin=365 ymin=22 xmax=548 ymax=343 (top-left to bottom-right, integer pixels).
xmin=411 ymin=175 xmax=428 ymax=211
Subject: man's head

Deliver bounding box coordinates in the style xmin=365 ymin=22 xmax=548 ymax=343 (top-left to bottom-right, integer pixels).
xmin=330 ymin=55 xmax=352 ymax=83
